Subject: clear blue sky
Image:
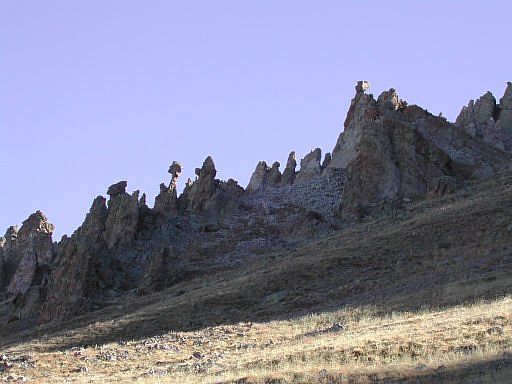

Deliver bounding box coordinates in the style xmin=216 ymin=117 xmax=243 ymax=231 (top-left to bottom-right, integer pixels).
xmin=1 ymin=1 xmax=510 ymax=239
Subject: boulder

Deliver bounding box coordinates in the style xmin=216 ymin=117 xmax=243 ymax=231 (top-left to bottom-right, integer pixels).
xmin=107 ymin=181 xmax=127 ymax=196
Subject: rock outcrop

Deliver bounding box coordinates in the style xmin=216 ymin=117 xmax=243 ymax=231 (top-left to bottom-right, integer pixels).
xmin=455 ymin=83 xmax=512 ymax=150
xmin=247 ymin=161 xmax=270 ymax=193
xmin=154 ymin=161 xmax=182 ymax=217
xmin=295 ymin=148 xmax=322 ymax=183
xmin=246 ymin=161 xmax=282 ymax=193
xmin=141 ymin=247 xmax=185 ymax=292
xmin=332 ymin=82 xmax=510 ymax=219
xmin=2 ymin=80 xmax=511 ymax=328
xmin=41 ymin=197 xmax=109 ymax=322
xmin=281 ymin=151 xmax=297 ymax=186
xmin=104 ymin=183 xmax=140 ymax=249
xmin=184 ymin=156 xmax=218 ymax=212
xmin=0 ymin=212 xmax=55 ymax=324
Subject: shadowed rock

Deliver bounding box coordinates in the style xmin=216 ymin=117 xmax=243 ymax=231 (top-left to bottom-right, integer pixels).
xmin=0 ymin=211 xmax=55 ymax=324
xmin=281 ymin=151 xmax=297 ymax=186
xmin=107 ymin=181 xmax=127 ymax=196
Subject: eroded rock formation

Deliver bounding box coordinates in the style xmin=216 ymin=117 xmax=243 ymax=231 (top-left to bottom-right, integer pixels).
xmin=330 ymin=83 xmax=510 ymax=219
xmin=456 ymin=83 xmax=512 ymax=150
xmin=2 ymin=80 xmax=511 ymax=328
xmin=295 ymin=148 xmax=322 ymax=183
xmin=281 ymin=151 xmax=297 ymax=186
xmin=0 ymin=212 xmax=55 ymax=324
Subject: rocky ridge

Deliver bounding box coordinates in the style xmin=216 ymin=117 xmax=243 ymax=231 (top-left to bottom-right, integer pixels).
xmin=1 ymin=81 xmax=511 ymax=327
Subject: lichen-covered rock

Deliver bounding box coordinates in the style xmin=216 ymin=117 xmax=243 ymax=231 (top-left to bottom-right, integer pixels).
xmin=281 ymin=151 xmax=297 ymax=186
xmin=295 ymin=148 xmax=322 ymax=183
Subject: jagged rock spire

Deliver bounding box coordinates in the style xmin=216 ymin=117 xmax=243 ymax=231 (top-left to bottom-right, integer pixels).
xmin=155 ymin=161 xmax=182 ymax=217
xmin=247 ymin=161 xmax=269 ymax=193
xmin=295 ymin=148 xmax=322 ymax=183
xmin=281 ymin=151 xmax=297 ymax=186
xmin=455 ymin=83 xmax=512 ymax=150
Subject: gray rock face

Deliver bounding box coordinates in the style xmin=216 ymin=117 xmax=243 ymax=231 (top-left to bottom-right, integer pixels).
xmin=336 ymin=83 xmax=511 ymax=219
xmin=107 ymin=181 xmax=128 ymax=196
xmin=41 ymin=197 xmax=109 ymax=322
xmin=246 ymin=161 xmax=282 ymax=193
xmin=267 ymin=162 xmax=282 ymax=186
xmin=321 ymin=153 xmax=331 ymax=169
xmin=3 ymin=80 xmax=511 ymax=328
xmin=0 ymin=211 xmax=55 ymax=324
xmin=104 ymin=186 xmax=140 ymax=249
xmin=295 ymin=148 xmax=322 ymax=183
xmin=0 ymin=226 xmax=19 ymax=291
xmin=496 ymin=82 xmax=512 ymax=149
xmin=281 ymin=151 xmax=297 ymax=186
xmin=154 ymin=182 xmax=178 ymax=217
xmin=141 ymin=247 xmax=185 ymax=292
xmin=154 ymin=161 xmax=182 ymax=217
xmin=329 ymin=82 xmax=377 ymax=169
xmin=247 ymin=161 xmax=269 ymax=193
xmin=456 ymin=84 xmax=512 ymax=150
xmin=185 ymin=156 xmax=219 ymax=212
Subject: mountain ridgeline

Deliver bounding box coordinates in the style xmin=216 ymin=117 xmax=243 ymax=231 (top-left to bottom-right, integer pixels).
xmin=1 ymin=81 xmax=511 ymax=328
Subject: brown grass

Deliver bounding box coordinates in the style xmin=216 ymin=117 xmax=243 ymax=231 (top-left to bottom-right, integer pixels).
xmin=1 ymin=169 xmax=512 ymax=383
xmin=2 ymin=297 xmax=511 ymax=383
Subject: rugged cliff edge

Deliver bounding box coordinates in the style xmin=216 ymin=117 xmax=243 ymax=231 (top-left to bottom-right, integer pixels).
xmin=1 ymin=81 xmax=511 ymax=328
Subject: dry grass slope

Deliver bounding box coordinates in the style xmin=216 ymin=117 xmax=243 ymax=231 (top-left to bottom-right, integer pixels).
xmin=1 ymin=169 xmax=512 ymax=383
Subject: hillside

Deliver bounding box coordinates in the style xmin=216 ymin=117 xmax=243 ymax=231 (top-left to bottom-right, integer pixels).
xmin=1 ymin=82 xmax=512 ymax=383
xmin=1 ymin=166 xmax=512 ymax=382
